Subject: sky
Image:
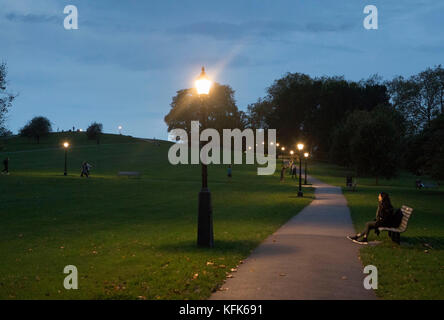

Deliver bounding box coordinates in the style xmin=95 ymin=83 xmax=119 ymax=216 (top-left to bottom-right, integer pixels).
xmin=1 ymin=0 xmax=443 ymax=139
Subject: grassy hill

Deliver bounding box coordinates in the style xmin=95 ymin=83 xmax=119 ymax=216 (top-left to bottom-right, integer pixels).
xmin=0 ymin=132 xmax=313 ymax=299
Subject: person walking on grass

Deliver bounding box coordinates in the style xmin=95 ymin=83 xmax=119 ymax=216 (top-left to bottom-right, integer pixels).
xmin=347 ymin=192 xmax=400 ymax=245
xmin=227 ymin=165 xmax=232 ymax=180
xmin=80 ymin=161 xmax=93 ymax=178
xmin=2 ymin=157 xmax=9 ymax=175
xmin=291 ymin=163 xmax=297 ymax=180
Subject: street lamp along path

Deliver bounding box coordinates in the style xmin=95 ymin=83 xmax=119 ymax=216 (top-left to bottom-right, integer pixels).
xmin=195 ymin=67 xmax=214 ymax=248
xmin=297 ymin=143 xmax=304 ymax=197
xmin=63 ymin=142 xmax=69 ymax=176
xmin=304 ymin=152 xmax=309 ymax=185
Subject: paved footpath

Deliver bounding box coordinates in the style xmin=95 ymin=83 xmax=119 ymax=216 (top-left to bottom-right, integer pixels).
xmin=211 ymin=176 xmax=376 ymax=300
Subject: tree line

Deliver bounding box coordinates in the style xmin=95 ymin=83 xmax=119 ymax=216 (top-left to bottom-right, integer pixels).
xmin=165 ymin=65 xmax=444 ymax=181
xmin=17 ymin=117 xmax=104 ymax=144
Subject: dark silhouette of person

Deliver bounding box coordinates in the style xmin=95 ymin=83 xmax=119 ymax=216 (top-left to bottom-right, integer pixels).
xmin=2 ymin=157 xmax=9 ymax=174
xmin=227 ymin=165 xmax=232 ymax=179
xmin=291 ymin=164 xmax=297 ymax=179
xmin=80 ymin=161 xmax=92 ymax=178
xmin=347 ymin=192 xmax=398 ymax=244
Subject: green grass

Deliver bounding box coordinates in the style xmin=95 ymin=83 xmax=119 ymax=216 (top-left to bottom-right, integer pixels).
xmin=309 ymin=161 xmax=444 ymax=300
xmin=0 ymin=133 xmax=313 ymax=300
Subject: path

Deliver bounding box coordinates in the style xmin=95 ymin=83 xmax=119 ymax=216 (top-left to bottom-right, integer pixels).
xmin=211 ymin=176 xmax=376 ymax=300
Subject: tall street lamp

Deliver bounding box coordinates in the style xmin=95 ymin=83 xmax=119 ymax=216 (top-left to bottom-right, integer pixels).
xmin=304 ymin=152 xmax=309 ymax=185
xmin=297 ymin=143 xmax=304 ymax=197
xmin=63 ymin=142 xmax=69 ymax=176
xmin=118 ymin=126 xmax=123 ymax=135
xmin=195 ymin=67 xmax=214 ymax=248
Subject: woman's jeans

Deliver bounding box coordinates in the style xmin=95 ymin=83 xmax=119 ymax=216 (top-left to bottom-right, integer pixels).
xmin=360 ymin=220 xmax=378 ymax=238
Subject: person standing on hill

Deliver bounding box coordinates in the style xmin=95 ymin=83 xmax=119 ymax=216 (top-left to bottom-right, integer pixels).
xmin=2 ymin=157 xmax=9 ymax=175
xmin=227 ymin=165 xmax=232 ymax=180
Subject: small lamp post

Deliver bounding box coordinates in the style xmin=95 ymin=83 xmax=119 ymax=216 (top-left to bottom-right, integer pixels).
xmin=297 ymin=143 xmax=304 ymax=197
xmin=304 ymin=152 xmax=309 ymax=185
xmin=118 ymin=126 xmax=123 ymax=135
xmin=63 ymin=142 xmax=69 ymax=176
xmin=195 ymin=67 xmax=214 ymax=248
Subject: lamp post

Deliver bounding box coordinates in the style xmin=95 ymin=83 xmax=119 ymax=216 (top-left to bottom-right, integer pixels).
xmin=118 ymin=126 xmax=123 ymax=135
xmin=195 ymin=67 xmax=214 ymax=248
xmin=297 ymin=143 xmax=304 ymax=197
xmin=63 ymin=142 xmax=69 ymax=176
xmin=304 ymin=152 xmax=309 ymax=185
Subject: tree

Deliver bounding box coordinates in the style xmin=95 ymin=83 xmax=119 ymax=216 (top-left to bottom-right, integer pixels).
xmin=246 ymin=73 xmax=390 ymax=154
xmin=404 ymin=114 xmax=444 ymax=179
xmin=86 ymin=122 xmax=103 ymax=144
xmin=0 ymin=127 xmax=12 ymax=137
xmin=388 ymin=65 xmax=444 ymax=132
xmin=19 ymin=116 xmax=52 ymax=143
xmin=0 ymin=62 xmax=16 ymax=135
xmin=329 ymin=110 xmax=371 ymax=167
xmin=165 ymin=83 xmax=245 ymax=137
xmin=349 ymin=106 xmax=402 ymax=184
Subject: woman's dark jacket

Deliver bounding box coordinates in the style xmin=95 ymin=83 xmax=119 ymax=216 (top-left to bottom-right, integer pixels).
xmin=375 ymin=204 xmax=401 ymax=228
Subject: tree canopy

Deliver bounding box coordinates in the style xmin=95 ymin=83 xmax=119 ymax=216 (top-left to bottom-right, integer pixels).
xmin=86 ymin=122 xmax=103 ymax=144
xmin=246 ymin=73 xmax=390 ymax=154
xmin=19 ymin=116 xmax=52 ymax=143
xmin=165 ymin=83 xmax=246 ymax=136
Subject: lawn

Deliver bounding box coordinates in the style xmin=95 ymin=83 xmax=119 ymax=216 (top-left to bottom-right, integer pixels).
xmin=0 ymin=133 xmax=313 ymax=300
xmin=309 ymin=161 xmax=444 ymax=300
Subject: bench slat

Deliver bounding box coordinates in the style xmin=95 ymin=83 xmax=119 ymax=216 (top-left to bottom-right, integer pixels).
xmin=379 ymin=205 xmax=413 ymax=234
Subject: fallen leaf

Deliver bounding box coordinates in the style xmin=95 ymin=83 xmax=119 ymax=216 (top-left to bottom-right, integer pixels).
xmin=206 ymin=262 xmax=214 ymax=266
xmin=341 ymin=276 xmax=348 ymax=280
xmin=280 ymin=273 xmax=287 ymax=277
xmin=230 ymin=268 xmax=237 ymax=272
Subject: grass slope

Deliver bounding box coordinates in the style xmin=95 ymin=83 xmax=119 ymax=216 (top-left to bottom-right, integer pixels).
xmin=0 ymin=133 xmax=313 ymax=299
xmin=310 ymin=161 xmax=444 ymax=300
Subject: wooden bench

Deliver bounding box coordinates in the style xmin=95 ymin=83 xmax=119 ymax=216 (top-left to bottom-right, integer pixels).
xmin=117 ymin=171 xmax=141 ymax=178
xmin=378 ymin=205 xmax=413 ymax=244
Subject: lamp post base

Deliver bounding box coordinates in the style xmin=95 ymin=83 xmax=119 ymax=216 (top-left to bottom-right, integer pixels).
xmin=297 ymin=191 xmax=303 ymax=197
xmin=197 ymin=188 xmax=214 ymax=248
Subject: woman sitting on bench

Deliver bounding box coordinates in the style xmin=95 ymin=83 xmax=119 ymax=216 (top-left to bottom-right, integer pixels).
xmin=347 ymin=192 xmax=397 ymax=245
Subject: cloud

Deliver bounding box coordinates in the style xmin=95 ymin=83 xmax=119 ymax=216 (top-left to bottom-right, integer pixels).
xmin=168 ymin=20 xmax=355 ymax=40
xmin=4 ymin=12 xmax=59 ymax=24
